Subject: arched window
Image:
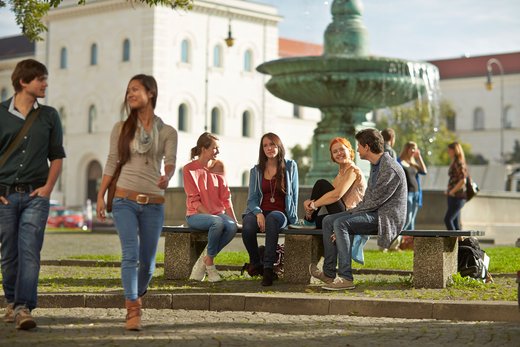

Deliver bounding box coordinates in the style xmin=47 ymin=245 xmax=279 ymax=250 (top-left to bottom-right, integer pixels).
xmin=88 ymin=105 xmax=97 ymax=133
xmin=243 ymin=49 xmax=253 ymax=72
xmin=59 ymin=107 xmax=66 ymax=135
xmin=178 ymin=103 xmax=188 ymax=132
xmin=293 ymin=104 xmax=302 ymax=118
xmin=0 ymin=88 xmax=7 ymax=102
xmin=122 ymin=39 xmax=130 ymax=62
xmin=181 ymin=39 xmax=190 ymax=63
xmin=242 ymin=111 xmax=252 ymax=137
xmin=211 ymin=107 xmax=222 ymax=134
xmin=446 ymin=112 xmax=456 ymax=132
xmin=473 ymin=107 xmax=484 ymax=130
xmin=504 ymin=106 xmax=515 ymax=129
xmin=213 ymin=45 xmax=222 ymax=67
xmin=60 ymin=47 xmax=67 ymax=69
xmin=242 ymin=170 xmax=250 ymax=187
xmin=90 ymin=43 xmax=98 ymax=66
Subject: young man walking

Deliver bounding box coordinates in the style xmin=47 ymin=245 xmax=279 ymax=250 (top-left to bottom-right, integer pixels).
xmin=312 ymin=128 xmax=406 ymax=290
xmin=0 ymin=59 xmax=65 ymax=329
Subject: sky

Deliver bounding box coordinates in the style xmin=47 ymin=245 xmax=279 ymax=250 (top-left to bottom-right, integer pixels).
xmin=1 ymin=0 xmax=519 ymax=61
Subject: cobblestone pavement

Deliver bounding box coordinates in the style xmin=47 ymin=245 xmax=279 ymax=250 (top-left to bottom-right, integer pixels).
xmin=0 ymin=308 xmax=519 ymax=347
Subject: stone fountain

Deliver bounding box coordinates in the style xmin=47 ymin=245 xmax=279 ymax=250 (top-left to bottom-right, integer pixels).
xmin=257 ymin=0 xmax=439 ymax=183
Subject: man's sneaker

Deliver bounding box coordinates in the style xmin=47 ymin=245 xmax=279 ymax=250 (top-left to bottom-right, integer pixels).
xmin=3 ymin=303 xmax=14 ymax=323
xmin=288 ymin=219 xmax=316 ymax=229
xmin=309 ymin=264 xmax=334 ymax=284
xmin=15 ymin=306 xmax=36 ymax=330
xmin=322 ymin=277 xmax=356 ymax=291
xmin=205 ymin=265 xmax=222 ymax=282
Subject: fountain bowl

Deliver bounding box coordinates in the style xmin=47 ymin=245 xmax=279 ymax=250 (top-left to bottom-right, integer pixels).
xmin=257 ymin=56 xmax=438 ymax=110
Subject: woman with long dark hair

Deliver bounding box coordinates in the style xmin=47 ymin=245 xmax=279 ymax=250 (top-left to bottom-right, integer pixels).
xmin=96 ymin=74 xmax=177 ymax=331
xmin=444 ymin=142 xmax=467 ymax=230
xmin=183 ymin=132 xmax=238 ymax=283
xmin=241 ymin=133 xmax=298 ymax=286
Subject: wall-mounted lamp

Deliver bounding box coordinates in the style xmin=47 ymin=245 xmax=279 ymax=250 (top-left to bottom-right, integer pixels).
xmin=225 ymin=20 xmax=234 ymax=47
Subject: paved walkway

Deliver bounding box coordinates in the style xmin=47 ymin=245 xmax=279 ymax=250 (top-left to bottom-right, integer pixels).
xmin=1 ymin=308 xmax=519 ymax=346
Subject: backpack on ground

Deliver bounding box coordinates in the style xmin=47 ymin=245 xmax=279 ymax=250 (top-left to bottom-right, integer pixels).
xmin=457 ymin=237 xmax=492 ymax=282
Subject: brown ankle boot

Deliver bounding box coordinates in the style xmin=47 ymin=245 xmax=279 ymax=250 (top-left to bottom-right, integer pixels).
xmin=125 ymin=298 xmax=142 ymax=331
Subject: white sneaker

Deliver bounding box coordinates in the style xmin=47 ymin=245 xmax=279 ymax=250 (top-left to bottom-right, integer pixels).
xmin=205 ymin=265 xmax=222 ymax=282
xmin=189 ymin=248 xmax=207 ymax=281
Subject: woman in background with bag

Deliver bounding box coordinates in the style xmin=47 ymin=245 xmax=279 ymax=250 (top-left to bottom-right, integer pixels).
xmin=96 ymin=74 xmax=178 ymax=331
xmin=444 ymin=142 xmax=467 ymax=230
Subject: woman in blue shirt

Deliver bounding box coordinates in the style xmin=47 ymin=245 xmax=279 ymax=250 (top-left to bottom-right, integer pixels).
xmin=242 ymin=133 xmax=298 ymax=286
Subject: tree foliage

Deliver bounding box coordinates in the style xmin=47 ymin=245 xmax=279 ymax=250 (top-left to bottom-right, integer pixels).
xmin=290 ymin=144 xmax=311 ymax=183
xmin=1 ymin=0 xmax=193 ymax=41
xmin=375 ymin=100 xmax=487 ymax=166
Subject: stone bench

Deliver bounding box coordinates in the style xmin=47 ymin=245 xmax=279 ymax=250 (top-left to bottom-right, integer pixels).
xmin=162 ymin=226 xmax=323 ymax=284
xmin=161 ymin=226 xmax=485 ymax=288
xmin=400 ymin=230 xmax=485 ymax=288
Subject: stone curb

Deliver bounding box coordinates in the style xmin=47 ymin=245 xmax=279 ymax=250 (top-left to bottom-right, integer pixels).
xmin=17 ymin=293 xmax=520 ymax=323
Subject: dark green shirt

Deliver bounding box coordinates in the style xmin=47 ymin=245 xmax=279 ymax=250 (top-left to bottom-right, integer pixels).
xmin=0 ymin=97 xmax=66 ymax=187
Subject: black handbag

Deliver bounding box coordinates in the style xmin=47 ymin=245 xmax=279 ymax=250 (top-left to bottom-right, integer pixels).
xmin=465 ymin=176 xmax=479 ymax=201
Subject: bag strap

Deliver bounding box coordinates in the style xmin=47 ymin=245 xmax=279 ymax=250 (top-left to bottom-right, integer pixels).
xmin=0 ymin=107 xmax=41 ymax=168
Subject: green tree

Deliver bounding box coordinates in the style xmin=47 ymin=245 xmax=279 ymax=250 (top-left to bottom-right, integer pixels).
xmin=506 ymin=140 xmax=520 ymax=164
xmin=376 ymin=100 xmax=486 ymax=166
xmin=1 ymin=0 xmax=193 ymax=41
xmin=290 ymin=144 xmax=311 ymax=183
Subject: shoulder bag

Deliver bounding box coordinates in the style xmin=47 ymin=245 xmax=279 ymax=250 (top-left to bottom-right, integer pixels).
xmin=465 ymin=176 xmax=479 ymax=201
xmin=0 ymin=108 xmax=41 ymax=168
xmin=106 ymin=162 xmax=122 ymax=213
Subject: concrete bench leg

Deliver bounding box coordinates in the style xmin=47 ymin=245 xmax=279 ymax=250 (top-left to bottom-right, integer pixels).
xmin=284 ymin=234 xmax=323 ymax=284
xmin=413 ymin=237 xmax=458 ymax=289
xmin=164 ymin=233 xmax=207 ymax=280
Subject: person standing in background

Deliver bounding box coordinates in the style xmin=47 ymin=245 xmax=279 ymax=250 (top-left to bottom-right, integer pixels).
xmin=444 ymin=142 xmax=467 ymax=230
xmin=381 ymin=128 xmax=397 ymax=160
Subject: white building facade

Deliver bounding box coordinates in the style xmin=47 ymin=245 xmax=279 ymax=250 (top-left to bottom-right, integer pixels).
xmin=430 ymin=52 xmax=520 ymax=164
xmin=0 ymin=0 xmax=321 ymax=206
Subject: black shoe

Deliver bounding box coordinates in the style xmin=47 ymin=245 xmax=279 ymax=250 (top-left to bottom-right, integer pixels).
xmin=261 ymin=268 xmax=274 ymax=286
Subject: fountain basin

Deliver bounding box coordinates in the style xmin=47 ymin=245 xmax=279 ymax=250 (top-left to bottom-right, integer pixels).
xmin=257 ymin=56 xmax=438 ymax=109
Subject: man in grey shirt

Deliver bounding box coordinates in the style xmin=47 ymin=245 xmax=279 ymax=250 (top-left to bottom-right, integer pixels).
xmin=318 ymin=128 xmax=407 ymax=291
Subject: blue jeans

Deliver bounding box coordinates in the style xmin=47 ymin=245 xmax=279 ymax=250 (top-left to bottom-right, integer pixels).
xmin=112 ymin=198 xmax=164 ymax=301
xmin=242 ymin=211 xmax=287 ymax=269
xmin=186 ymin=213 xmax=238 ymax=258
xmin=322 ymin=211 xmax=378 ymax=280
xmin=403 ymin=191 xmax=420 ymax=230
xmin=444 ymin=196 xmax=465 ymax=230
xmin=0 ymin=192 xmax=49 ymax=310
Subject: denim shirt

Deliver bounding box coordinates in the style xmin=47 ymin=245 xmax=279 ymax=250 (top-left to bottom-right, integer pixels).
xmin=244 ymin=159 xmax=299 ymax=225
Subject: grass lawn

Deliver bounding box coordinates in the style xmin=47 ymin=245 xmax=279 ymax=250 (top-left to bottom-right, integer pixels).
xmin=30 ymin=246 xmax=519 ymax=302
xmin=66 ymin=247 xmax=520 ymax=274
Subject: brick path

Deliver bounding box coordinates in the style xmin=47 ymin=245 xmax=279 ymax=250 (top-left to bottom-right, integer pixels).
xmin=1 ymin=308 xmax=519 ymax=346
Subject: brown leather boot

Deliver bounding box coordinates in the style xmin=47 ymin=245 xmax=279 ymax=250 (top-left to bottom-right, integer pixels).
xmin=125 ymin=298 xmax=142 ymax=331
